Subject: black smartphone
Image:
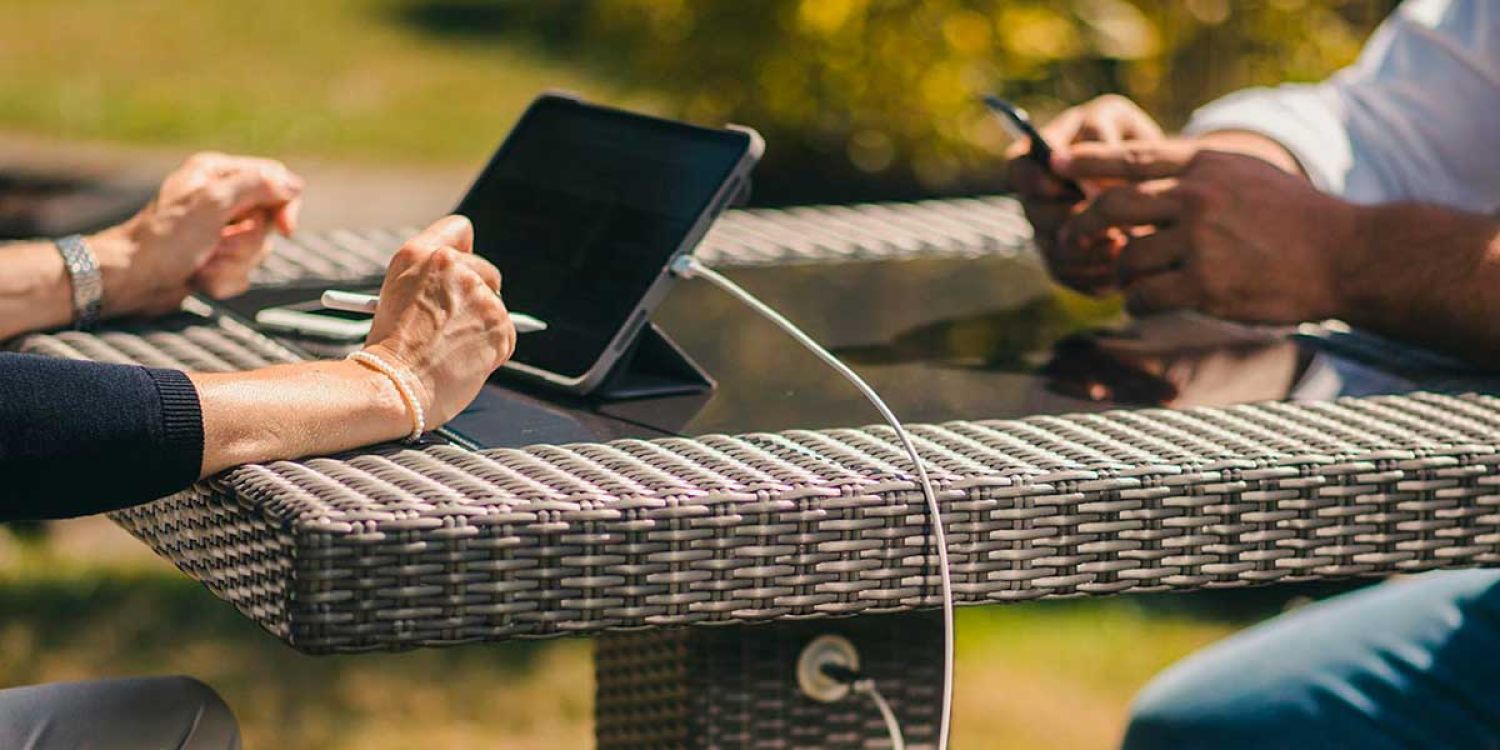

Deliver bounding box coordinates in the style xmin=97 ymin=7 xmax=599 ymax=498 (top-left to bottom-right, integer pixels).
xmin=983 ymin=94 xmax=1085 ymax=200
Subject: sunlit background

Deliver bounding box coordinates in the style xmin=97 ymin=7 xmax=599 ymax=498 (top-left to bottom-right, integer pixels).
xmin=1 ymin=1 xmax=1396 ymax=748
xmin=2 ymin=0 xmax=1393 ymax=204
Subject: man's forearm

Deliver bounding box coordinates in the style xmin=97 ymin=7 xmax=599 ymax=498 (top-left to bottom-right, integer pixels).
xmin=0 ymin=240 xmax=76 ymax=340
xmin=1196 ymin=130 xmax=1307 ymax=179
xmin=1334 ymin=203 xmax=1500 ymax=363
xmin=0 ymin=227 xmax=143 ymax=340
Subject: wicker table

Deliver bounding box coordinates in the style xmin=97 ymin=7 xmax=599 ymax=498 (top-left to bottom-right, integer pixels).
xmin=16 ymin=196 xmax=1500 ymax=749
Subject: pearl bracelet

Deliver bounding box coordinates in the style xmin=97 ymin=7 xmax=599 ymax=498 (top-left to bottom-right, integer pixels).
xmin=348 ymin=350 xmax=426 ymax=443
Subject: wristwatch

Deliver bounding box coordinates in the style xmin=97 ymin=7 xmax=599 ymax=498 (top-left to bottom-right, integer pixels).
xmin=54 ymin=234 xmax=103 ymax=330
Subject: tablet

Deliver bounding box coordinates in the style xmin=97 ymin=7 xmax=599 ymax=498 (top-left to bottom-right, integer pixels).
xmin=457 ymin=93 xmax=762 ymax=394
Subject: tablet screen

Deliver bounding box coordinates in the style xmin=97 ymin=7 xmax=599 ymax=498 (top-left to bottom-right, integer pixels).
xmin=457 ymin=95 xmax=750 ymax=381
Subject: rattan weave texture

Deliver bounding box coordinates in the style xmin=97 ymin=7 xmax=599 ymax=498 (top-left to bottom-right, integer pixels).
xmin=20 ymin=303 xmax=302 ymax=371
xmin=13 ymin=198 xmax=1500 ymax=655
xmin=250 ymin=197 xmax=1033 ymax=285
xmin=17 ymin=307 xmax=1500 ymax=652
xmin=596 ymin=613 xmax=943 ymax=749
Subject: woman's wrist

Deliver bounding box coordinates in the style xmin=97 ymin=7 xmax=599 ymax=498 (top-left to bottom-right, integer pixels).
xmin=361 ymin=342 xmax=436 ymax=430
xmin=348 ymin=348 xmax=429 ymax=441
xmin=334 ymin=357 xmax=415 ymax=442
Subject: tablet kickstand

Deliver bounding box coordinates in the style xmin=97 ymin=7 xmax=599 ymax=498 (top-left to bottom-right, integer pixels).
xmin=589 ymin=321 xmax=716 ymax=401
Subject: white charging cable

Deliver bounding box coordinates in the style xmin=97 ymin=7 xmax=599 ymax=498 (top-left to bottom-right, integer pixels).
xmin=854 ymin=678 xmax=907 ymax=750
xmin=671 ymin=254 xmax=954 ymax=750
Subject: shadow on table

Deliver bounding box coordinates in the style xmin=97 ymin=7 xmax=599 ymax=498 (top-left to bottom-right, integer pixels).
xmin=838 ymin=303 xmax=1500 ymax=413
xmin=832 ymin=298 xmax=1088 ymax=374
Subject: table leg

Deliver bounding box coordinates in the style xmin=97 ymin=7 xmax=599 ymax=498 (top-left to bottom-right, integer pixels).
xmin=596 ymin=612 xmax=944 ymax=749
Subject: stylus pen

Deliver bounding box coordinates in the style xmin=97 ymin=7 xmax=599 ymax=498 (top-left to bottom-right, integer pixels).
xmin=321 ymin=290 xmax=548 ymax=333
xmin=982 ymin=94 xmax=1085 ymax=200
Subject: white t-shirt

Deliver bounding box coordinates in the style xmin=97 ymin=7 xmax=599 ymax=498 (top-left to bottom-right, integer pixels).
xmin=1183 ymin=0 xmax=1500 ymax=215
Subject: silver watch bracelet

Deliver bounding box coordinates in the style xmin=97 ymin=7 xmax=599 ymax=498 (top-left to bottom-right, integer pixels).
xmin=54 ymin=234 xmax=104 ymax=330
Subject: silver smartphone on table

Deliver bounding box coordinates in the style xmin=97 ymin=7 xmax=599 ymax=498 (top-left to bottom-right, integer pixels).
xmin=255 ymin=300 xmax=373 ymax=341
xmin=460 ymin=93 xmax=762 ymax=394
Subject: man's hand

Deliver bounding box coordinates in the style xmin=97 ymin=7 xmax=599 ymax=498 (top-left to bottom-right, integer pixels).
xmin=1053 ymin=140 xmax=1360 ymax=324
xmin=1007 ymin=94 xmax=1164 ymax=295
xmin=93 ymin=152 xmax=304 ymax=317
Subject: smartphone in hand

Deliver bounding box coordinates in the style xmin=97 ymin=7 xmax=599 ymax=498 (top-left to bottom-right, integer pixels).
xmin=983 ymin=94 xmax=1085 ymax=200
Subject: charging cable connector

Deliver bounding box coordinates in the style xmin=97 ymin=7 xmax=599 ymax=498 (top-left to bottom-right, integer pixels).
xmin=797 ymin=635 xmax=906 ymax=750
xmin=674 ymin=254 xmax=954 ymax=750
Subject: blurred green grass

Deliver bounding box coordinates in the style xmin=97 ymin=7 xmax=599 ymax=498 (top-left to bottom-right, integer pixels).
xmin=0 ymin=0 xmax=631 ymax=165
xmin=0 ymin=526 xmax=1244 ymax=750
xmin=0 ymin=532 xmax=595 ymax=750
xmin=0 ymin=0 xmax=1391 ymax=204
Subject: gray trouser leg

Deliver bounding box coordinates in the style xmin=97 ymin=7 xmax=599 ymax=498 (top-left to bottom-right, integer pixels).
xmin=0 ymin=676 xmax=241 ymax=750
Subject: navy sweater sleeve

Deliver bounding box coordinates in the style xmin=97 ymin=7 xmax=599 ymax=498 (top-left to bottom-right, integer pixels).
xmin=0 ymin=352 xmax=205 ymax=521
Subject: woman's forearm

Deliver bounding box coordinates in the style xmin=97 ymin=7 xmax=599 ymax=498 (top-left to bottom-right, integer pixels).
xmin=189 ymin=359 xmax=412 ymax=477
xmin=0 ymin=353 xmax=414 ymax=520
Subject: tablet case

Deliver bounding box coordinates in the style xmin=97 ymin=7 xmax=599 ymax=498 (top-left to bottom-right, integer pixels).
xmin=583 ymin=176 xmax=740 ymax=402
xmin=588 ymin=321 xmax=716 ymax=401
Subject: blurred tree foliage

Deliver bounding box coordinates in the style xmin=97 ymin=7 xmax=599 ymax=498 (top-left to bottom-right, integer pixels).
xmin=406 ymin=0 xmax=1397 ymax=204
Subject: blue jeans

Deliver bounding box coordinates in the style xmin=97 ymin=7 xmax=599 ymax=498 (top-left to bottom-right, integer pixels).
xmin=1123 ymin=569 xmax=1500 ymax=749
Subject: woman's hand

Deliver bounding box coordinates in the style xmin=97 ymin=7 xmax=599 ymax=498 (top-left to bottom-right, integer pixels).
xmin=191 ymin=215 xmax=518 ymax=475
xmin=93 ymin=152 xmax=304 ymax=317
xmin=362 ymin=215 xmax=517 ymax=430
xmin=1007 ymin=95 xmax=1164 ymax=295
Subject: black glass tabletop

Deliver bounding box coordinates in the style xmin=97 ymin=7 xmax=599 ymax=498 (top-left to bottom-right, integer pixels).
xmin=455 ymin=253 xmax=1497 ymax=448
xmin=226 ymin=252 xmax=1497 ymax=450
